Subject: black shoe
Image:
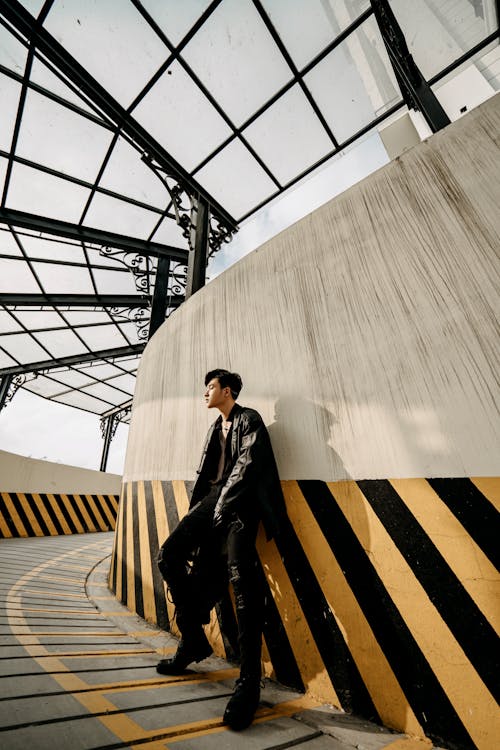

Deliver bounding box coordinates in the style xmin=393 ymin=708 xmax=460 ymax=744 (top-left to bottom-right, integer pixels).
xmin=156 ymin=632 xmax=212 ymax=675
xmin=223 ymin=677 xmax=261 ymax=731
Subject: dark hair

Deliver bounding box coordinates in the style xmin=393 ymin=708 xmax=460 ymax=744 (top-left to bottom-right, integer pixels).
xmin=205 ymin=369 xmax=243 ymax=399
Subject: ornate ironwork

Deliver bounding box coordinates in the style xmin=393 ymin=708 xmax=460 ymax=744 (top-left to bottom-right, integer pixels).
xmin=99 ymin=247 xmax=152 ymax=294
xmin=168 ymin=262 xmax=188 ymax=296
xmin=109 ymin=305 xmax=150 ymax=341
xmin=208 ymin=213 xmax=237 ymax=257
xmin=99 ymin=413 xmax=119 ymax=440
xmin=1 ymin=372 xmax=38 ymax=410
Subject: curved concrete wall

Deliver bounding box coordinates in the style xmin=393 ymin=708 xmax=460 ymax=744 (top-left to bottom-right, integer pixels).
xmin=112 ymin=97 xmax=500 ymax=750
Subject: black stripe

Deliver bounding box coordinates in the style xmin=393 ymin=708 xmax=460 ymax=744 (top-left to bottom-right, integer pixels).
xmin=89 ymin=495 xmax=109 ymax=530
xmin=256 ymin=557 xmax=304 ymax=692
xmin=427 ymin=478 xmax=499 ymax=568
xmin=160 ymin=481 xmax=180 ymax=535
xmin=38 ymin=494 xmax=66 ymax=535
xmin=301 ymin=480 xmax=474 ymax=750
xmin=275 ymin=499 xmax=379 ymax=719
xmin=130 ymin=484 xmax=144 ymax=618
xmin=120 ymin=486 xmax=128 ymax=605
xmin=65 ymin=495 xmax=89 ymax=532
xmin=101 ymin=495 xmax=118 ymax=525
xmin=79 ymin=495 xmax=103 ymax=531
xmin=144 ymin=482 xmax=169 ymax=631
xmin=5 ymin=494 xmax=35 ymax=536
xmin=94 ymin=494 xmax=114 ymax=530
xmin=21 ymin=493 xmax=52 ymax=536
xmin=50 ymin=494 xmax=78 ymax=534
xmin=359 ymin=479 xmax=499 ymax=702
xmin=0 ymin=497 xmax=19 ymax=537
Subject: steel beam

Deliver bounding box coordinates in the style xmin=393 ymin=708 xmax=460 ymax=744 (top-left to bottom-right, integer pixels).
xmin=0 ymin=344 xmax=145 ymax=376
xmin=0 ymin=374 xmax=13 ymax=410
xmin=371 ymin=0 xmax=450 ymax=133
xmin=0 ymin=293 xmax=152 ymax=307
xmin=0 ymin=207 xmax=188 ymax=261
xmin=0 ymin=0 xmax=237 ymax=234
xmin=186 ymin=196 xmax=209 ymax=298
xmin=148 ymin=255 xmax=170 ymax=338
xmin=99 ymin=415 xmax=115 ymax=472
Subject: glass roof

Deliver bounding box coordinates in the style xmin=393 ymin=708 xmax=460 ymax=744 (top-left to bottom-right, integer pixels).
xmin=0 ymin=0 xmax=498 ymax=422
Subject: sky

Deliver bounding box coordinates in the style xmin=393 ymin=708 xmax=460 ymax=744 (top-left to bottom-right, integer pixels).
xmin=0 ymin=132 xmax=389 ymax=475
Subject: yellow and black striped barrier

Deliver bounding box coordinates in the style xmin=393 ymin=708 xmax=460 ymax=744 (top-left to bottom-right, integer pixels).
xmin=109 ymin=476 xmax=499 ymax=750
xmin=0 ymin=491 xmax=118 ymax=537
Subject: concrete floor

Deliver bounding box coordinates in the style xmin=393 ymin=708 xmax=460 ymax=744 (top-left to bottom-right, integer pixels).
xmin=0 ymin=532 xmax=428 ymax=750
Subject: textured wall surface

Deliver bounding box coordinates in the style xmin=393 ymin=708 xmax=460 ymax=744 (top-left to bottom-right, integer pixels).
xmin=114 ymin=97 xmax=500 ymax=750
xmin=0 ymin=449 xmax=122 ymax=493
xmin=125 ymin=96 xmax=499 ymax=484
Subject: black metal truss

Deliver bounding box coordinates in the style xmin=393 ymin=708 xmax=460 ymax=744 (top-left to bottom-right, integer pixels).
xmin=0 ymin=344 xmax=145 ymax=376
xmin=0 ymin=208 xmax=188 ymax=261
xmin=0 ymin=0 xmax=237 ymax=234
xmin=0 ymin=294 xmax=152 ymax=308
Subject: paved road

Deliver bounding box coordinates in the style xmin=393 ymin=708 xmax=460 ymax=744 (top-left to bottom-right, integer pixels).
xmin=0 ymin=532 xmax=428 ymax=750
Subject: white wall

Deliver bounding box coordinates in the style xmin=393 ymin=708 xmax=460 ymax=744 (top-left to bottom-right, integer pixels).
xmin=124 ymin=95 xmax=500 ymax=483
xmin=0 ymin=449 xmax=121 ymax=494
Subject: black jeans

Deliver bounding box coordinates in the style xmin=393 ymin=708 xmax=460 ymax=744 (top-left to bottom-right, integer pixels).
xmin=158 ymin=490 xmax=262 ymax=680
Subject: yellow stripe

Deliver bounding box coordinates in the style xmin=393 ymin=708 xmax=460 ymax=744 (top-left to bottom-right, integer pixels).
xmin=46 ymin=493 xmax=72 ymax=534
xmin=0 ymin=507 xmax=13 ymax=537
xmin=97 ymin=494 xmax=116 ymax=529
xmin=256 ymin=530 xmax=340 ymax=707
xmin=391 ymin=478 xmax=500 ymax=631
xmin=59 ymin=494 xmax=85 ymax=534
xmin=152 ymin=480 xmax=177 ymax=632
xmin=1 ymin=492 xmax=28 ymax=536
xmin=31 ymin=493 xmax=58 ymax=535
xmin=471 ymin=476 xmax=500 ymax=512
xmin=73 ymin=495 xmax=97 ymax=532
xmin=107 ymin=494 xmax=119 ymax=512
xmin=331 ymin=481 xmax=500 ymax=750
xmin=171 ymin=480 xmax=190 ymax=519
xmin=137 ymin=481 xmax=157 ymax=622
xmin=126 ymin=483 xmax=136 ymax=611
xmin=85 ymin=494 xmax=108 ymax=531
xmin=286 ymin=481 xmax=423 ymax=735
xmin=112 ymin=486 xmax=126 ymax=599
xmin=17 ymin=493 xmax=44 ymax=536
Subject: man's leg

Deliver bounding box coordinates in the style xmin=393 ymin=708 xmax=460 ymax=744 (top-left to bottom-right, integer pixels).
xmin=156 ymin=495 xmax=218 ymax=674
xmin=223 ymin=513 xmax=263 ymax=730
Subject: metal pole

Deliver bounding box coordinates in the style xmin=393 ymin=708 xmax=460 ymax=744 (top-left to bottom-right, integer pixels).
xmin=148 ymin=255 xmax=170 ymax=338
xmin=185 ymin=195 xmax=209 ymax=299
xmin=100 ymin=415 xmax=115 ymax=472
xmin=0 ymin=374 xmax=13 ymax=411
xmin=371 ymin=0 xmax=450 ymax=133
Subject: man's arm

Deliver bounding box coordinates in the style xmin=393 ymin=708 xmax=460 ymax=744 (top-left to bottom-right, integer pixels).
xmin=213 ymin=416 xmax=267 ymax=527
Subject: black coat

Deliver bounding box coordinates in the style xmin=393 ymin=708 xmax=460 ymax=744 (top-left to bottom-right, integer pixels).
xmin=190 ymin=404 xmax=286 ymax=540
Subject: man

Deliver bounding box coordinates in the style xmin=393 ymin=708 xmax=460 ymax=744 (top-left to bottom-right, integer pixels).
xmin=157 ymin=369 xmax=286 ymax=731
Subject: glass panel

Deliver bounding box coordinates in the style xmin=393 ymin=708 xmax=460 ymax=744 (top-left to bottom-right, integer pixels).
xmin=105 ymin=372 xmax=136 ymax=393
xmin=45 ymin=0 xmax=169 ymax=108
xmin=0 ymin=23 xmax=28 ymax=71
xmin=78 ymin=362 xmax=123 ymax=380
xmin=52 ymin=390 xmax=111 ymax=413
xmin=195 ymin=139 xmax=277 ymax=219
xmin=0 ymin=228 xmax=23 ymax=257
xmin=6 ymin=162 xmax=90 ymax=222
xmin=0 ymin=156 xmax=7 ymax=197
xmin=0 ymin=349 xmax=17 ymax=367
xmin=20 ymin=234 xmax=86 ymax=263
xmin=182 ymin=0 xmax=292 ymax=126
xmin=23 ymin=375 xmax=66 ymax=398
xmin=0 ymin=311 xmax=23 ymax=333
xmin=63 ymin=310 xmax=112 ymax=325
xmin=83 ymin=192 xmax=159 ymax=239
xmin=140 ymin=0 xmax=212 ymax=45
xmin=30 ymin=58 xmax=102 ymax=116
xmin=112 ymin=357 xmax=139 ymax=373
xmin=48 ymin=368 xmax=96 ymax=388
xmin=305 ymin=15 xmax=399 ymax=143
xmin=92 ymin=267 xmax=138 ymax=295
xmin=150 ymin=216 xmax=188 ymax=246
xmin=243 ymin=84 xmax=333 ymax=184
xmin=1 ymin=332 xmax=49 ymax=363
xmin=391 ymin=0 xmax=499 ymax=81
xmin=75 ymin=324 xmax=127 ymax=350
xmin=12 ymin=310 xmax=63 ymax=329
xmin=17 ymin=1 xmax=46 ymax=17
xmin=263 ymin=0 xmax=371 ymax=70
xmin=85 ymin=246 xmax=129 ymax=269
xmin=33 ymin=328 xmax=89 ymax=358
xmin=99 ymin=136 xmax=169 ymax=208
xmin=16 ymin=89 xmax=113 ymax=182
xmin=0 ymin=74 xmax=22 ymax=151
xmin=31 ymin=261 xmax=94 ymax=294
xmin=0 ymin=257 xmax=40 ymax=293
xmin=133 ymin=60 xmax=233 ymax=172
xmin=81 ymin=381 xmax=129 ymax=405
xmin=118 ymin=321 xmax=142 ymax=345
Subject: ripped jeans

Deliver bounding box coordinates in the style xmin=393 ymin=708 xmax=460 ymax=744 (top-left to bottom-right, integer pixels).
xmin=158 ymin=490 xmax=262 ymax=681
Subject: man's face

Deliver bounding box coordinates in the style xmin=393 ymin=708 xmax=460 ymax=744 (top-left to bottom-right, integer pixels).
xmin=204 ymin=378 xmax=229 ymax=409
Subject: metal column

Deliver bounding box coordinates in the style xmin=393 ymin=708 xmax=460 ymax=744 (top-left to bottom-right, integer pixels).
xmin=0 ymin=375 xmax=13 ymax=411
xmin=371 ymin=0 xmax=451 ymax=133
xmin=148 ymin=255 xmax=171 ymax=338
xmin=185 ymin=195 xmax=210 ymax=299
xmin=99 ymin=415 xmax=116 ymax=472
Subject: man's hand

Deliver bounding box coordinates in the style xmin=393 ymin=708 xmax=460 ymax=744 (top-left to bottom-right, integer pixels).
xmin=213 ymin=502 xmax=226 ymax=529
